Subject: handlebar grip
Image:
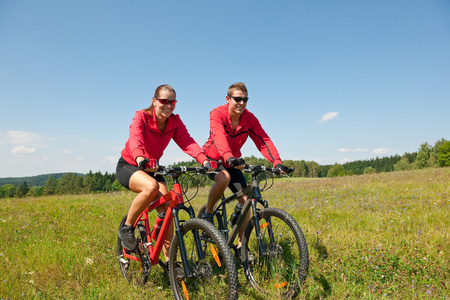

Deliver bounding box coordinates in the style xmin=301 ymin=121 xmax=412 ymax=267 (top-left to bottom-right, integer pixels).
xmin=138 ymin=158 xmax=150 ymax=170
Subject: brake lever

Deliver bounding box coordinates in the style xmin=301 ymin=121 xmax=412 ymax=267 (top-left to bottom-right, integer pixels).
xmin=154 ymin=166 xmax=166 ymax=176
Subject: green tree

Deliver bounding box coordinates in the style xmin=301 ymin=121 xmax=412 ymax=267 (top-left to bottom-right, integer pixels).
xmin=43 ymin=177 xmax=58 ymax=195
xmin=15 ymin=181 xmax=30 ymax=198
xmin=394 ymin=157 xmax=411 ymax=171
xmin=84 ymin=171 xmax=95 ymax=193
xmin=437 ymin=141 xmax=450 ymax=167
xmin=104 ymin=179 xmax=112 ymax=192
xmin=327 ymin=164 xmax=345 ymax=177
xmin=414 ymin=142 xmax=432 ymax=169
xmin=0 ymin=184 xmax=16 ymax=198
xmin=112 ymin=179 xmax=126 ymax=191
xmin=34 ymin=186 xmax=44 ymax=197
xmin=363 ymin=166 xmax=377 ymax=174
xmin=294 ymin=160 xmax=308 ymax=177
xmin=283 ymin=159 xmax=307 ymax=177
xmin=56 ymin=173 xmax=84 ymax=194
xmin=307 ymin=161 xmax=320 ymax=178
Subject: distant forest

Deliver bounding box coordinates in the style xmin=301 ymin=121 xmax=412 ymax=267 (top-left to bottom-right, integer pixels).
xmin=1 ymin=138 xmax=449 ymax=199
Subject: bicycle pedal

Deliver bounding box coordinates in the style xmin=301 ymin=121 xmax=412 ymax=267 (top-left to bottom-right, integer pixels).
xmin=119 ymin=257 xmax=129 ymax=264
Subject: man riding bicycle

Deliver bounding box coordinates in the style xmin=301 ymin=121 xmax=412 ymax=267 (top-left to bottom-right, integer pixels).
xmin=201 ymin=82 xmax=290 ymax=257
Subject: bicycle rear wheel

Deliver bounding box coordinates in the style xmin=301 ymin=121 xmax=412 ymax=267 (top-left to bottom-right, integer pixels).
xmin=241 ymin=207 xmax=309 ymax=299
xmin=117 ymin=214 xmax=151 ymax=286
xmin=196 ymin=204 xmax=223 ymax=227
xmin=169 ymin=218 xmax=238 ymax=300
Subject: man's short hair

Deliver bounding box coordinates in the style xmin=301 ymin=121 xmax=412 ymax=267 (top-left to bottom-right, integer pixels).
xmin=227 ymin=82 xmax=248 ymax=96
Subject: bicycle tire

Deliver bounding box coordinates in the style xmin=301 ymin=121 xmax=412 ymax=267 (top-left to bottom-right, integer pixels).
xmin=196 ymin=204 xmax=206 ymax=219
xmin=117 ymin=214 xmax=150 ymax=286
xmin=241 ymin=207 xmax=309 ymax=299
xmin=168 ymin=218 xmax=239 ymax=300
xmin=197 ymin=204 xmax=225 ymax=229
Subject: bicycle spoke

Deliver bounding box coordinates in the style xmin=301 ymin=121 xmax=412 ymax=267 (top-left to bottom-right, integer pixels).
xmin=242 ymin=207 xmax=309 ymax=298
xmin=169 ymin=219 xmax=238 ymax=300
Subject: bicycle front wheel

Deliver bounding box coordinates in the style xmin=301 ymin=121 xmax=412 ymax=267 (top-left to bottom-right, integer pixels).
xmin=241 ymin=207 xmax=309 ymax=299
xmin=169 ymin=218 xmax=238 ymax=300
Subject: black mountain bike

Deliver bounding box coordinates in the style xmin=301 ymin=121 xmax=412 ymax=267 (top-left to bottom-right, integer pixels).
xmin=198 ymin=164 xmax=309 ymax=299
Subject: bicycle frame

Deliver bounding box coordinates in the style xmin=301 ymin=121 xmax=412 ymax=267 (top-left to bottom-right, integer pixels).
xmin=121 ymin=171 xmax=204 ymax=279
xmin=212 ymin=170 xmax=274 ymax=256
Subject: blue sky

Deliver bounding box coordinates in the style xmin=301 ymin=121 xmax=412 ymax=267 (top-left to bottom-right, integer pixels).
xmin=1 ymin=1 xmax=449 ymax=178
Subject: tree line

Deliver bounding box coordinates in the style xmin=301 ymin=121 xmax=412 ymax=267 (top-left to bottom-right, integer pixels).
xmin=0 ymin=171 xmax=121 ymax=198
xmin=324 ymin=138 xmax=449 ymax=177
xmin=1 ymin=138 xmax=449 ymax=198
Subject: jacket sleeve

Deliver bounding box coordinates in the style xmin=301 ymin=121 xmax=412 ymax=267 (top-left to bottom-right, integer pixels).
xmin=128 ymin=111 xmax=150 ymax=161
xmin=172 ymin=116 xmax=208 ymax=164
xmin=209 ymin=108 xmax=234 ymax=163
xmin=248 ymin=114 xmax=282 ymax=167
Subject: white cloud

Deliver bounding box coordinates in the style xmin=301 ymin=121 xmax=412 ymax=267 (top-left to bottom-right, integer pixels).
xmin=103 ymin=156 xmax=118 ymax=163
xmin=62 ymin=150 xmax=72 ymax=154
xmin=338 ymin=148 xmax=369 ymax=153
xmin=7 ymin=130 xmax=42 ymax=145
xmin=10 ymin=146 xmax=36 ymax=154
xmin=317 ymin=112 xmax=339 ymax=123
xmin=372 ymin=148 xmax=392 ymax=155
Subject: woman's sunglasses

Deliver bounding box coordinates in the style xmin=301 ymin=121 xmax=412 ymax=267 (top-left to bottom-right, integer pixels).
xmin=156 ymin=98 xmax=177 ymax=105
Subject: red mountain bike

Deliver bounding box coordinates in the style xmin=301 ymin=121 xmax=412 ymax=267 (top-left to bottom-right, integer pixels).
xmin=117 ymin=165 xmax=238 ymax=300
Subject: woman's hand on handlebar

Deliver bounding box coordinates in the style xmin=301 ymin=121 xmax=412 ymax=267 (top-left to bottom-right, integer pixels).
xmin=137 ymin=157 xmax=159 ymax=173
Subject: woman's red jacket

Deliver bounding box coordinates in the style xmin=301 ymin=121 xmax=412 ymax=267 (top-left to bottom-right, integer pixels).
xmin=121 ymin=110 xmax=207 ymax=166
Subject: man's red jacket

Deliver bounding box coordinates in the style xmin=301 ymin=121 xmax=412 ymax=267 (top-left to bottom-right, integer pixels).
xmin=202 ymin=104 xmax=282 ymax=168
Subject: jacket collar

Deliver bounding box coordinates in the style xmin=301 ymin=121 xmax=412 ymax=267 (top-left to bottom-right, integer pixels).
xmin=223 ymin=103 xmax=248 ymax=130
xmin=147 ymin=108 xmax=178 ymax=134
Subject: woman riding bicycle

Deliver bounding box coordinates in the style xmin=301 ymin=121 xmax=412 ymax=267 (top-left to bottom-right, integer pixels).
xmin=201 ymin=82 xmax=290 ymax=255
xmin=116 ymin=84 xmax=214 ymax=264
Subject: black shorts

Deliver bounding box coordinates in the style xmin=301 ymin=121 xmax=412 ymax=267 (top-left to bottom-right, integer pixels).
xmin=116 ymin=157 xmax=165 ymax=190
xmin=208 ymin=165 xmax=247 ymax=194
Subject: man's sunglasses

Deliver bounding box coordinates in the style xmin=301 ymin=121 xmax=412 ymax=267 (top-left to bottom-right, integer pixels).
xmin=229 ymin=96 xmax=249 ymax=103
xmin=156 ymin=98 xmax=177 ymax=105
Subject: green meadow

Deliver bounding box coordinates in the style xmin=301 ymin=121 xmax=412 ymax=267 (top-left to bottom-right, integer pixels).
xmin=1 ymin=167 xmax=449 ymax=299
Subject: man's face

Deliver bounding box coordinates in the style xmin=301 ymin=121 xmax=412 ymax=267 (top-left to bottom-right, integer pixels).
xmin=226 ymin=90 xmax=248 ymax=116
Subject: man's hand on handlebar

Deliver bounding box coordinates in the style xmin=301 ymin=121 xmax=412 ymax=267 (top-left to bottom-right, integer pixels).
xmin=203 ymin=160 xmax=218 ymax=172
xmin=227 ymin=157 xmax=246 ymax=170
xmin=275 ymin=163 xmax=291 ymax=175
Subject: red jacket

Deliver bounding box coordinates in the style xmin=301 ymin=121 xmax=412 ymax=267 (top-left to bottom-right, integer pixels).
xmin=202 ymin=104 xmax=282 ymax=168
xmin=121 ymin=110 xmax=207 ymax=166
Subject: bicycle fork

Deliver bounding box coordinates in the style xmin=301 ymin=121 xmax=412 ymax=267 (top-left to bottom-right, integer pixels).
xmin=173 ymin=204 xmax=205 ymax=279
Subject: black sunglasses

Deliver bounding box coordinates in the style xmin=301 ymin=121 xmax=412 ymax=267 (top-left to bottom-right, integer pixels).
xmin=229 ymin=96 xmax=249 ymax=103
xmin=156 ymin=98 xmax=177 ymax=105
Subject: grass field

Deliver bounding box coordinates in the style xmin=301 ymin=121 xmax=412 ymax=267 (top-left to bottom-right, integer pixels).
xmin=1 ymin=167 xmax=449 ymax=299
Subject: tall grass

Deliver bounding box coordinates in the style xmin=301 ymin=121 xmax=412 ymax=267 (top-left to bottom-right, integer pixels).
xmin=1 ymin=168 xmax=449 ymax=299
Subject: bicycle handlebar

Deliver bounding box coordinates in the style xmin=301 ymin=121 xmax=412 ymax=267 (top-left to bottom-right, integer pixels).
xmin=155 ymin=165 xmax=216 ymax=176
xmin=243 ymin=164 xmax=294 ymax=176
xmin=138 ymin=158 xmax=217 ymax=176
